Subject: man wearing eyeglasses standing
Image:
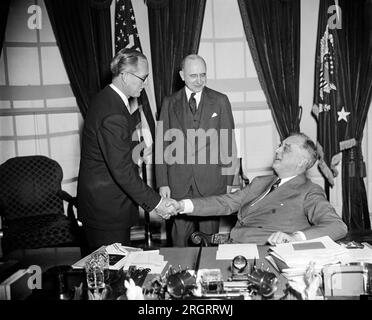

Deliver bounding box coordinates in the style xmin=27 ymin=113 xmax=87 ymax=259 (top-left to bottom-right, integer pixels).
xmin=155 ymin=54 xmax=238 ymax=247
xmin=77 ymin=48 xmax=177 ymax=252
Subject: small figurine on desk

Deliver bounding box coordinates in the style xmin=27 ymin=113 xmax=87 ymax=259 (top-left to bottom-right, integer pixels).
xmin=303 ymin=261 xmax=322 ymax=300
xmin=124 ymin=278 xmax=144 ymax=300
xmin=282 ymin=261 xmax=322 ymax=300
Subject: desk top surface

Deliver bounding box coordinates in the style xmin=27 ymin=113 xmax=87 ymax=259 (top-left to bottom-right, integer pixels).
xmin=7 ymin=245 xmax=288 ymax=300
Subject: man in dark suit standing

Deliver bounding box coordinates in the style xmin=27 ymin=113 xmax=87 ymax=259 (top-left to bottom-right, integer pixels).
xmin=77 ymin=49 xmax=177 ymax=251
xmin=155 ymin=54 xmax=237 ymax=247
xmin=176 ymin=133 xmax=348 ymax=244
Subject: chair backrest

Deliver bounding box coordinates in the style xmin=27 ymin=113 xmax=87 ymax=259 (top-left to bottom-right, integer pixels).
xmin=0 ymin=156 xmax=64 ymax=220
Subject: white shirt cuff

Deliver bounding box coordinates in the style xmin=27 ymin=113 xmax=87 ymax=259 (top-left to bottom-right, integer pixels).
xmin=180 ymin=199 xmax=194 ymax=213
xmin=154 ymin=198 xmax=162 ymax=210
xmin=293 ymin=231 xmax=306 ymax=241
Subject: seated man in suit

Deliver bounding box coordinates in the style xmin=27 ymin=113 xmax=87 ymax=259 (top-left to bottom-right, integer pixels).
xmin=174 ymin=132 xmax=348 ymax=245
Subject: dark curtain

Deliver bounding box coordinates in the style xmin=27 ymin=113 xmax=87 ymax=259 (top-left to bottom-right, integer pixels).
xmin=339 ymin=0 xmax=372 ymax=230
xmin=0 ymin=0 xmax=11 ymax=56
xmin=147 ymin=0 xmax=206 ymax=114
xmin=313 ymin=0 xmax=372 ymax=231
xmin=237 ymin=0 xmax=301 ymax=140
xmin=45 ymin=0 xmax=112 ymax=118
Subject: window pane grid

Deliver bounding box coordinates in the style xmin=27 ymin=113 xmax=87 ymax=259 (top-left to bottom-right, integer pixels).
xmin=0 ymin=0 xmax=81 ymax=197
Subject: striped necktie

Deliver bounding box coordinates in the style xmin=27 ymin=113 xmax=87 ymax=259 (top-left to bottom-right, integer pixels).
xmin=189 ymin=92 xmax=196 ymax=114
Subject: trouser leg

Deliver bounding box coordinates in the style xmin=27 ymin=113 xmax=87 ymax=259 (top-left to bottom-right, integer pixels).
xmin=83 ymin=225 xmax=131 ymax=253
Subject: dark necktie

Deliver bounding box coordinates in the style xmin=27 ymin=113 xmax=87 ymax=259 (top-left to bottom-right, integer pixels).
xmin=268 ymin=178 xmax=281 ymax=194
xmin=189 ymin=93 xmax=197 ymax=115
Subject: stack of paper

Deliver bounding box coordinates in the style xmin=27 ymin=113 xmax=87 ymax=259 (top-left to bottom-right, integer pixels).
xmin=216 ymin=243 xmax=259 ymax=260
xmin=341 ymin=242 xmax=372 ymax=263
xmin=266 ymin=236 xmax=350 ymax=278
xmin=71 ymin=243 xmax=142 ymax=270
xmin=123 ymin=250 xmax=168 ymax=274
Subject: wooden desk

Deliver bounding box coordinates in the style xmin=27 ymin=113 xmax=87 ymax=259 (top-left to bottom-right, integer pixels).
xmin=7 ymin=246 xmax=287 ymax=300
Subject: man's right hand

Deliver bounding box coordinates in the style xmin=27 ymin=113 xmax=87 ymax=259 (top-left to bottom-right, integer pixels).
xmin=159 ymin=186 xmax=171 ymax=198
xmin=154 ymin=197 xmax=179 ymax=219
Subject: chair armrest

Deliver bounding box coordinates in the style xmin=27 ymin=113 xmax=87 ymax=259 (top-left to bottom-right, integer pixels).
xmin=58 ymin=190 xmax=75 ymax=204
xmin=190 ymin=231 xmax=230 ymax=246
xmin=57 ymin=190 xmax=82 ymax=247
xmin=57 ymin=190 xmax=78 ymax=223
xmin=0 ymin=214 xmax=4 ymax=238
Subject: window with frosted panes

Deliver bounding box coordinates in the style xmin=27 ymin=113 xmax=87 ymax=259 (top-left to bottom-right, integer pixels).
xmin=0 ymin=0 xmax=82 ymax=201
xmin=198 ymin=0 xmax=280 ymax=180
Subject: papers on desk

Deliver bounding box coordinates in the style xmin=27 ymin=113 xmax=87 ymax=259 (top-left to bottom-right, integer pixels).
xmin=264 ymin=237 xmax=372 ymax=299
xmin=340 ymin=242 xmax=372 ymax=263
xmin=71 ymin=243 xmax=142 ymax=270
xmin=266 ymin=236 xmax=350 ymax=278
xmin=216 ymin=243 xmax=259 ymax=260
xmin=123 ymin=250 xmax=168 ymax=274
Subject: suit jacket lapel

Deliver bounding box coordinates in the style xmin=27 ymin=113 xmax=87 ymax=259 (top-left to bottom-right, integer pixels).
xmin=173 ymin=89 xmax=188 ymax=134
xmin=198 ymin=87 xmax=215 ymax=129
xmin=249 ymin=174 xmax=307 ymax=209
xmin=248 ymin=176 xmax=279 ymax=208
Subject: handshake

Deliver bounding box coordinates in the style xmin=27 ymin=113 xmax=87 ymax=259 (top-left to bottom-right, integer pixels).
xmin=153 ymin=197 xmax=184 ymax=220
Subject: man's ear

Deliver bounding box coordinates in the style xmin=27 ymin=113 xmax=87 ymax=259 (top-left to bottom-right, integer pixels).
xmin=179 ymin=70 xmax=185 ymax=81
xmin=298 ymin=158 xmax=309 ymax=171
xmin=120 ymin=72 xmax=128 ymax=84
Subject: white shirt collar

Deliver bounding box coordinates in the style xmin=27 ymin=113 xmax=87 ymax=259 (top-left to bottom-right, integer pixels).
xmin=109 ymin=83 xmax=133 ymax=114
xmin=185 ymin=86 xmax=202 ymax=108
xmin=278 ymin=175 xmax=297 ymax=187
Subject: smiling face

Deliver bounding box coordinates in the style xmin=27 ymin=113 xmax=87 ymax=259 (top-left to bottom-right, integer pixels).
xmin=272 ymin=135 xmax=310 ymax=178
xmin=179 ymin=57 xmax=207 ymax=93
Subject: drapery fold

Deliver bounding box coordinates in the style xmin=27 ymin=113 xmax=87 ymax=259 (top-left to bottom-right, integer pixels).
xmin=0 ymin=0 xmax=11 ymax=56
xmin=338 ymin=0 xmax=372 ymax=230
xmin=147 ymin=0 xmax=206 ymax=114
xmin=45 ymin=0 xmax=112 ymax=117
xmin=237 ymin=0 xmax=301 ymax=140
xmin=313 ymin=0 xmax=372 ymax=230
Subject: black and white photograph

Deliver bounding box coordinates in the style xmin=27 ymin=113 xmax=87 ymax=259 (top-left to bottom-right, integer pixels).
xmin=0 ymin=0 xmax=372 ymax=315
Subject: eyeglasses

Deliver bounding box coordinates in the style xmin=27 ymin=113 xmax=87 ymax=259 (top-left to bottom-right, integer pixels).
xmin=124 ymin=72 xmax=149 ymax=83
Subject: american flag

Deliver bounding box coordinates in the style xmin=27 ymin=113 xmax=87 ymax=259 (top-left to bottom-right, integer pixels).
xmin=115 ymin=0 xmax=142 ymax=53
xmin=318 ymin=25 xmax=337 ymax=103
xmin=114 ymin=0 xmax=156 ymax=154
xmin=312 ymin=0 xmax=353 ymax=186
